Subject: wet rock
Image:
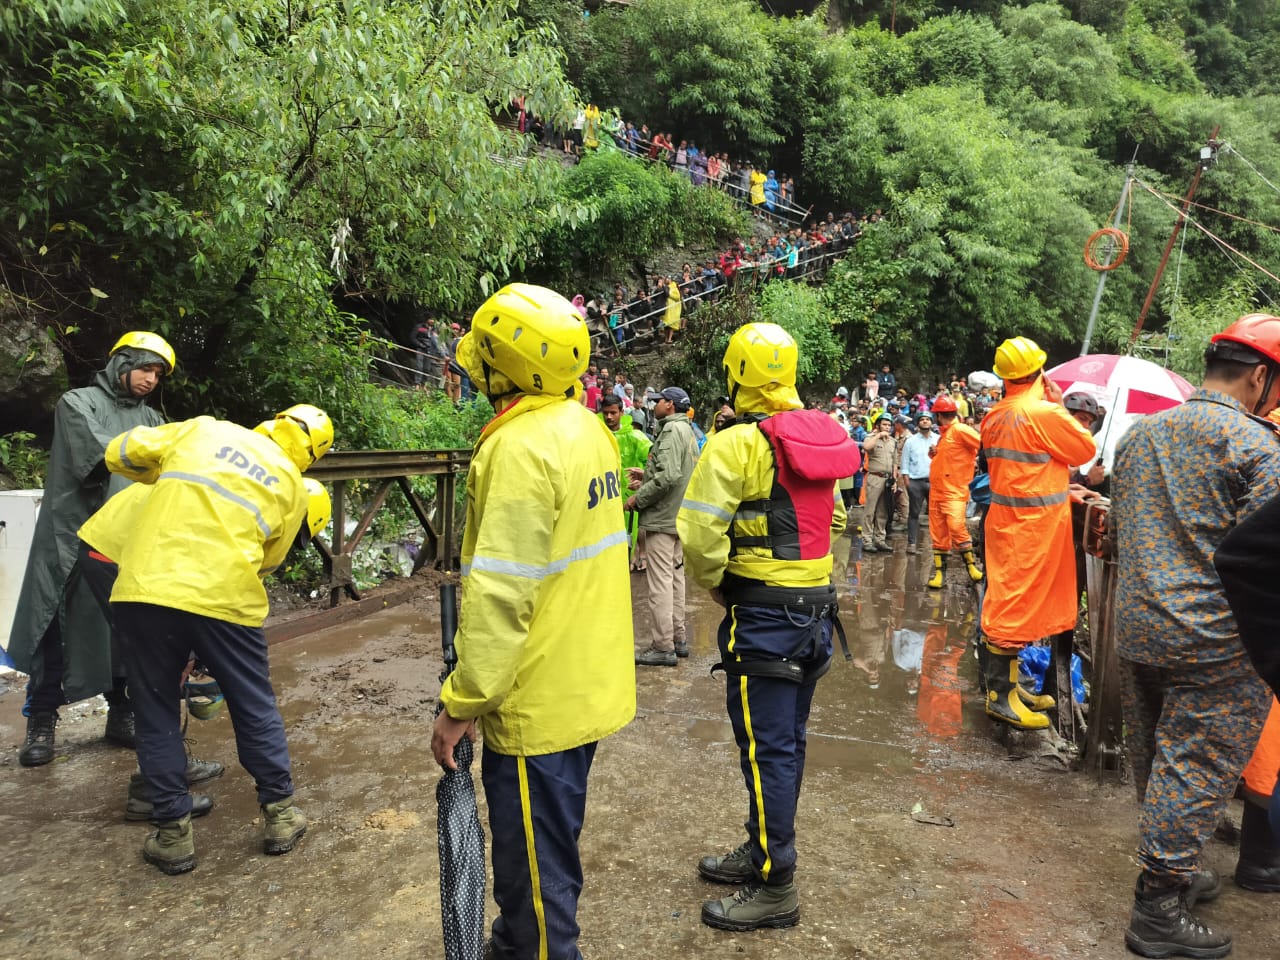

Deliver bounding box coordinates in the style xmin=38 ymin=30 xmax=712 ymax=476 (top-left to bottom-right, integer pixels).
xmin=0 ymin=292 xmax=68 ymax=436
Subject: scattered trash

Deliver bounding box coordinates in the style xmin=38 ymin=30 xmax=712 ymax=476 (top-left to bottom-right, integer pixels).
xmin=910 ymin=802 xmax=955 ymax=827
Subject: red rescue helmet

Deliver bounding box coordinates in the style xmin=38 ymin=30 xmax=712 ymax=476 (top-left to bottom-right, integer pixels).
xmin=1208 ymin=313 xmax=1280 ymax=367
xmin=931 ymin=395 xmax=958 ymax=414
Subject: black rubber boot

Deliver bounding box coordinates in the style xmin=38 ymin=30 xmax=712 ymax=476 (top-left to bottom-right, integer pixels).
xmin=982 ymin=642 xmax=1049 ymax=730
xmin=1125 ymin=876 xmax=1231 ymax=959
xmin=1235 ymin=800 xmax=1280 ymax=892
xmin=18 ymin=712 xmax=57 ymax=767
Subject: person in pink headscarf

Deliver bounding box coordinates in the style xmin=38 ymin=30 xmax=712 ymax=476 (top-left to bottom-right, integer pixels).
xmin=571 ymin=294 xmax=587 ymax=319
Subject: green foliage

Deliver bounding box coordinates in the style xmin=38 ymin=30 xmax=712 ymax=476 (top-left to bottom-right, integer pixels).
xmin=0 ymin=431 xmax=48 ymax=487
xmin=756 ymin=282 xmax=845 ymax=384
xmin=813 ymin=84 xmax=1102 ymax=370
xmin=533 ymin=150 xmax=747 ymax=277
xmin=663 ymin=283 xmax=844 ymax=412
xmin=576 ymin=0 xmax=780 ymax=159
xmin=1 ymin=0 xmax=588 ymax=439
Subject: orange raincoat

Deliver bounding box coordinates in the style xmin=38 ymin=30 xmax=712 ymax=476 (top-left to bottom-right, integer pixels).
xmin=928 ymin=419 xmax=980 ymax=551
xmin=980 ymin=378 xmax=1097 ymax=647
xmin=1243 ymin=698 xmax=1280 ymax=801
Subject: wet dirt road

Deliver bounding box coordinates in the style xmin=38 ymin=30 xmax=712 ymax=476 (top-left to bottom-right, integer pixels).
xmin=1 ymin=533 xmax=1277 ymax=959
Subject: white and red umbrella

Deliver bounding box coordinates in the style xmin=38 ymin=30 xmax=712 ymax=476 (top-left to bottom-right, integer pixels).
xmin=1046 ymin=354 xmax=1195 ymax=470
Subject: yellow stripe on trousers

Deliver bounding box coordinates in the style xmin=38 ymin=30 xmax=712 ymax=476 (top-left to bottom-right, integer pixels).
xmin=728 ymin=605 xmax=772 ymax=881
xmin=517 ymin=757 xmax=549 ymax=960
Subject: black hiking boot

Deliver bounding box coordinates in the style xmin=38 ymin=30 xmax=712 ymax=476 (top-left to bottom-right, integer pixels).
xmin=18 ymin=712 xmax=57 ymax=767
xmin=1125 ymin=876 xmax=1231 ymax=959
xmin=185 ymin=754 xmax=225 ymax=786
xmin=698 ymin=840 xmax=753 ymax=884
xmin=702 ymin=881 xmax=799 ymax=931
xmin=103 ymin=704 xmax=136 ymax=748
xmin=1185 ymin=869 xmax=1222 ymax=908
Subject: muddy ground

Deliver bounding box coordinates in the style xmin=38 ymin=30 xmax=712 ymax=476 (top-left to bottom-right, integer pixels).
xmin=1 ymin=533 xmax=1276 ymax=960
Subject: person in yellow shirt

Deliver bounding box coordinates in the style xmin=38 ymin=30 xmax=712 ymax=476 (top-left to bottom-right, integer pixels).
xmin=79 ymin=404 xmax=332 ymax=874
xmin=431 ymin=284 xmax=635 ymax=960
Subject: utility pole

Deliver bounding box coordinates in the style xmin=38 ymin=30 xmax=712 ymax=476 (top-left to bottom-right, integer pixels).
xmin=1128 ymin=127 xmax=1220 ymax=352
xmin=1081 ymin=155 xmax=1136 ymax=356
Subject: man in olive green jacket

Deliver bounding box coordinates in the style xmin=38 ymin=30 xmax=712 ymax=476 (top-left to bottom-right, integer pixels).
xmin=627 ymin=387 xmax=698 ymax=666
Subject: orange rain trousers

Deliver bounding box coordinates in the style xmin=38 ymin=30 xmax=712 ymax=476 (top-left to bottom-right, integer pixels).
xmin=1243 ymin=697 xmax=1280 ymax=800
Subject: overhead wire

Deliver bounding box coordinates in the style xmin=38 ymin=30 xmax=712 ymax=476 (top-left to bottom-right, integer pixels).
xmin=1132 ymin=177 xmax=1280 ymax=288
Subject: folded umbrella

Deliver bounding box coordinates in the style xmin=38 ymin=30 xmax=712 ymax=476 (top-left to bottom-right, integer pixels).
xmin=437 ymin=582 xmax=486 ymax=960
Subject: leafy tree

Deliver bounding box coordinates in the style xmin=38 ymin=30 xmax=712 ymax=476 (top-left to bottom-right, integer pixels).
xmin=532 ymin=149 xmax=747 ymax=278
xmin=2 ymin=0 xmax=588 ymax=446
xmin=575 ymin=0 xmax=780 ymax=159
xmin=812 ymin=85 xmax=1102 ymax=372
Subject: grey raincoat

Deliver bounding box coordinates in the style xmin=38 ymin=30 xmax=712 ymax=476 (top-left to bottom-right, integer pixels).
xmin=8 ymin=351 xmax=165 ymax=702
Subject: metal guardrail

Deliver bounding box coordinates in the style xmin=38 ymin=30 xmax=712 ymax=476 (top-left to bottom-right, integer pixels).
xmin=304 ymin=449 xmax=471 ymax=606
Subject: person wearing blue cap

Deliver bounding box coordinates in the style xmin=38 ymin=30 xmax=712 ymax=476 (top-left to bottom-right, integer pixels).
xmin=627 ymin=386 xmax=699 ymax=666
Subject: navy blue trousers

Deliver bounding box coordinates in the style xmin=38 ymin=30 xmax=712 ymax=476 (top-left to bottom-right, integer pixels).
xmin=718 ymin=602 xmax=832 ymax=886
xmin=482 ymin=743 xmax=596 ymax=960
xmin=114 ymin=602 xmax=293 ymax=821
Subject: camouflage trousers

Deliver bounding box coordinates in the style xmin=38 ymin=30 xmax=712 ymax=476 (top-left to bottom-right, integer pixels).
xmin=1121 ymin=654 xmax=1271 ymax=883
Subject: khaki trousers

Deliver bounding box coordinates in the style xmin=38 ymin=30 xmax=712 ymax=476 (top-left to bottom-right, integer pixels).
xmin=642 ymin=531 xmax=686 ymax=654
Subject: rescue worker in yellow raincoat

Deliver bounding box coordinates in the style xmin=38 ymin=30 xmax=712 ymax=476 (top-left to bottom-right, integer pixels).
xmin=925 ymin=395 xmax=982 ymax=589
xmin=979 ymin=337 xmax=1096 ymax=729
xmin=78 ymin=403 xmax=334 ymax=874
xmin=678 ymin=322 xmax=859 ymax=933
xmin=430 ymin=284 xmax=635 ymax=960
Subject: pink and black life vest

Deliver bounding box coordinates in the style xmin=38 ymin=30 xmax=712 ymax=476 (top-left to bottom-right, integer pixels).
xmin=729 ymin=409 xmax=862 ymax=561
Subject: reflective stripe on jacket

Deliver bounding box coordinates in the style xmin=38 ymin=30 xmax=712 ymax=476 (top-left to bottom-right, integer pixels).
xmin=439 ymin=395 xmax=636 ymax=756
xmin=678 ymin=421 xmax=847 ymax=590
xmin=980 ymin=379 xmax=1097 ymax=644
xmin=79 ymin=417 xmax=307 ymax=627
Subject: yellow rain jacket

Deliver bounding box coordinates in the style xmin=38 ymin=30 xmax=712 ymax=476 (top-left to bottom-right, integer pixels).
xmin=439 ymin=394 xmax=636 ymax=756
xmin=678 ymin=383 xmax=847 ymax=590
xmin=78 ymin=417 xmax=307 ymax=627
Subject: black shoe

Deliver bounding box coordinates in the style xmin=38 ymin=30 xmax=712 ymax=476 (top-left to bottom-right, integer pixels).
xmin=861 ymin=542 xmax=879 ymax=554
xmin=126 ymin=776 xmax=215 ymax=821
xmin=18 ymin=712 xmax=57 ymax=767
xmin=1125 ymin=877 xmax=1231 ymax=959
xmin=674 ymin=641 xmax=690 ymax=658
xmin=104 ymin=705 xmax=136 ymax=748
xmin=635 ymin=647 xmax=677 ymax=667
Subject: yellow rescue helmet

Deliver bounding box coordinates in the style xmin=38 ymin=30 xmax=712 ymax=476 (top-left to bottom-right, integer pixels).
xmin=300 ymin=477 xmax=332 ymax=542
xmin=463 ymin=283 xmax=589 ymax=398
xmin=723 ymin=322 xmax=798 ymax=390
xmin=110 ymin=331 xmax=176 ymax=374
xmin=993 ymin=336 xmax=1048 ymax=381
xmin=254 ymin=403 xmax=334 ymax=470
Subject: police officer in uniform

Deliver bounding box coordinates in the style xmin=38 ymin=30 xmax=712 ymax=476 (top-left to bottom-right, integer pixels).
xmin=678 ymin=322 xmax=859 ymax=931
